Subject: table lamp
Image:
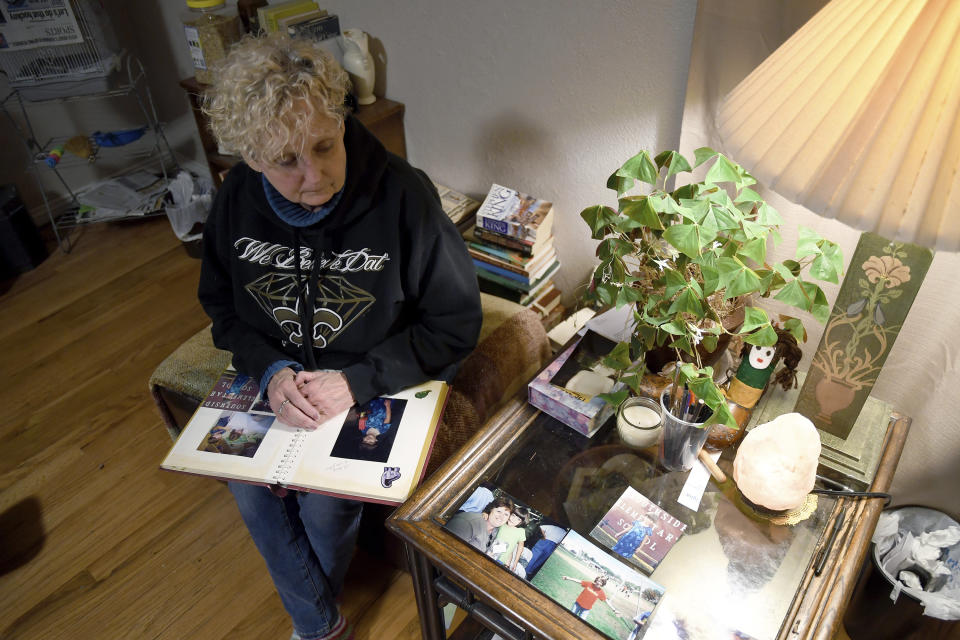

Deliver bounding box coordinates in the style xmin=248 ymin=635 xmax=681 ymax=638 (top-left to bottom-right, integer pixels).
xmin=716 ymin=0 xmax=958 ymax=486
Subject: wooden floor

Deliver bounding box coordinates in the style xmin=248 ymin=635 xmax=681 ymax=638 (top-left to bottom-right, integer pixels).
xmin=0 ymin=220 xmax=423 ymax=640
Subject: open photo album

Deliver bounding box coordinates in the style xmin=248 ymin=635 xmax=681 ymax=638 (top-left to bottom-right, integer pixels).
xmin=161 ymin=369 xmax=448 ymax=504
xmin=443 ymin=482 xmax=665 ymax=640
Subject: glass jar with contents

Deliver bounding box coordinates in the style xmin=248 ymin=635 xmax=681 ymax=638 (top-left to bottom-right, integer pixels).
xmin=182 ymin=0 xmax=242 ymax=84
xmin=616 ymin=396 xmax=662 ymax=449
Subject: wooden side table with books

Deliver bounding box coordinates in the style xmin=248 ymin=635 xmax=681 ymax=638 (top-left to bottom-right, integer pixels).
xmin=387 ymin=383 xmax=910 ymax=640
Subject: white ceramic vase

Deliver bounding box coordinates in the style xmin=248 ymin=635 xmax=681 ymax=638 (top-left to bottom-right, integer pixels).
xmin=341 ymin=29 xmax=376 ymax=105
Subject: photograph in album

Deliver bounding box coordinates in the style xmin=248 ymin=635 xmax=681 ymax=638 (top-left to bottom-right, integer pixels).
xmin=197 ymin=411 xmax=275 ymax=458
xmin=329 ymin=396 xmax=408 ymax=463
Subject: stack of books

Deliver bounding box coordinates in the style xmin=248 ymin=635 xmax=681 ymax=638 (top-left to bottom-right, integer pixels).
xmin=467 ymin=184 xmax=564 ymax=330
xmin=433 ymin=182 xmax=480 ymax=235
xmin=257 ymin=1 xmax=323 ymax=34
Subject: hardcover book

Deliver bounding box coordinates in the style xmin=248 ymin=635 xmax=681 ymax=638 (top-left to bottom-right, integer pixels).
xmin=161 ymin=369 xmax=448 ymax=504
xmin=477 ymin=275 xmax=554 ymax=306
xmin=473 ymin=225 xmax=552 ymax=256
xmin=258 ymin=0 xmax=319 ymax=33
xmin=286 ymin=13 xmax=340 ymax=41
xmin=476 ymin=184 xmax=554 ymax=244
xmin=472 ymin=253 xmax=559 ymax=286
xmin=475 ymin=259 xmax=560 ymax=294
xmin=433 ymin=182 xmax=481 ymax=225
xmin=466 ymin=235 xmax=558 ymax=278
xmin=443 ymin=483 xmax=665 ymax=640
xmin=589 ymin=486 xmax=688 ymax=574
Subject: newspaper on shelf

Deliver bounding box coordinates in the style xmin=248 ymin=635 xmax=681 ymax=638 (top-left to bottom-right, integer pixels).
xmin=75 ymin=170 xmax=169 ymax=221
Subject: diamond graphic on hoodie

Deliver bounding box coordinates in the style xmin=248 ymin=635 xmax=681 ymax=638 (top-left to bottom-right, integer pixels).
xmin=245 ymin=273 xmax=375 ymax=348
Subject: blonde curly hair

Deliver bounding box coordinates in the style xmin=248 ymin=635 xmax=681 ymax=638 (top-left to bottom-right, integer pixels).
xmin=202 ymin=33 xmax=351 ymax=165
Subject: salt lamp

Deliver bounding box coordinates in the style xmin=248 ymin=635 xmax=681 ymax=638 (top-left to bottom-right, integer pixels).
xmin=733 ymin=412 xmax=821 ymax=512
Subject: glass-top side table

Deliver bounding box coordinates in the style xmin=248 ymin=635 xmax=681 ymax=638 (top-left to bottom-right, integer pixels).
xmin=388 ymin=391 xmax=910 ymax=640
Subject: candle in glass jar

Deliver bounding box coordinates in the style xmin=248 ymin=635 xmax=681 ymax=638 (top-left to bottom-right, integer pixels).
xmin=617 ymin=398 xmax=662 ymax=448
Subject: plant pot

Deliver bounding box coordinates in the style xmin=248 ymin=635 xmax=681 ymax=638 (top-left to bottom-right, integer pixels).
xmin=658 ymin=386 xmax=712 ymax=472
xmin=643 ymin=301 xmax=745 ymax=374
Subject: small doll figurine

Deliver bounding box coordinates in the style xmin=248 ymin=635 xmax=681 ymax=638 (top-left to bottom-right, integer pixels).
xmin=725 ymin=327 xmax=802 ymax=409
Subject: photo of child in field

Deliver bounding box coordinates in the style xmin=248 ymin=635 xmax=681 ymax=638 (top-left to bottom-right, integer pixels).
xmin=329 ymin=396 xmax=407 ymax=463
xmin=530 ymin=530 xmax=664 ymax=640
xmin=197 ymin=410 xmax=274 ymax=458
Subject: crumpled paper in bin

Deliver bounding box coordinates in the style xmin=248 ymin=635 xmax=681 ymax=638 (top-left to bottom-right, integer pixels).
xmin=872 ymin=510 xmax=960 ymax=620
xmin=165 ymin=171 xmax=213 ymax=241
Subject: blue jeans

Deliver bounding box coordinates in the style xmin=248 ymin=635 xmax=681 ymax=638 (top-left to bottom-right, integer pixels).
xmin=524 ymin=539 xmax=558 ymax=579
xmin=571 ymin=602 xmax=591 ymax=619
xmin=230 ymin=482 xmax=362 ymax=639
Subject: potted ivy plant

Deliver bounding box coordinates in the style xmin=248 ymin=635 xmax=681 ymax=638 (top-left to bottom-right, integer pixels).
xmin=580 ymin=147 xmax=844 ymax=429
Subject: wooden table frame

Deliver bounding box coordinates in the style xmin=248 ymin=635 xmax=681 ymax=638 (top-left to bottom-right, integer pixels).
xmin=387 ymin=397 xmax=910 ymax=640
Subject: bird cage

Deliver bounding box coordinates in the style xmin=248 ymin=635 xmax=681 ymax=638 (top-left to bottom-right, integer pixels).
xmin=0 ymin=0 xmax=120 ymax=96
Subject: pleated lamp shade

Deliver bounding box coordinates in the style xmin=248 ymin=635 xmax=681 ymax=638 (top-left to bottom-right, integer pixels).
xmin=717 ymin=0 xmax=960 ymax=251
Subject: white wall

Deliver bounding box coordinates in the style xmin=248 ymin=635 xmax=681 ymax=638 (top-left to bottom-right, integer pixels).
xmin=312 ymin=0 xmax=699 ymax=299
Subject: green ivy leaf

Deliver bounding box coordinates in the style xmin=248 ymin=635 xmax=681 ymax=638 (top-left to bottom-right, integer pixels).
xmin=699 ymin=263 xmax=720 ymax=296
xmin=595 ymin=282 xmax=618 ymax=306
xmin=783 ymin=316 xmax=806 ymax=343
xmin=693 ymin=147 xmax=719 ymax=168
xmin=740 ymin=219 xmax=769 ymax=240
xmin=668 ymin=287 xmax=705 ymax=317
xmin=734 ymin=187 xmax=763 ymax=204
xmin=663 ymin=222 xmax=703 ymax=258
xmin=740 ymin=307 xmax=770 ymax=333
xmin=717 ymin=257 xmax=762 ymax=298
xmin=774 ymin=279 xmax=831 ymax=322
xmin=773 ymin=262 xmax=795 ymax=282
xmin=796 ymin=226 xmax=824 ymax=260
xmin=811 ymin=240 xmax=844 ymax=283
xmin=607 ymin=172 xmax=633 ymax=196
xmin=602 ymin=341 xmax=633 ymax=370
xmin=738 ymin=236 xmax=767 ymax=265
xmin=670 ymin=335 xmax=692 ymax=354
xmin=580 ymin=205 xmax=618 ymax=239
xmin=661 ymin=320 xmax=686 ymax=335
xmin=621 ymin=196 xmax=664 ymax=230
xmin=663 ymin=269 xmax=688 ymax=299
xmin=599 ymin=389 xmax=630 ymax=408
xmin=705 ymin=155 xmax=740 ymax=185
xmin=616 ymin=285 xmax=643 ymax=307
xmin=619 ymin=151 xmax=659 ymax=185
xmin=654 ymin=150 xmax=692 ymax=179
xmin=744 ymin=324 xmax=778 ymax=346
xmin=810 ymin=251 xmax=841 ymax=284
xmin=701 ymin=334 xmax=719 ymax=353
xmin=755 ymin=202 xmax=783 ymax=226
xmin=649 ymin=193 xmax=681 ymax=215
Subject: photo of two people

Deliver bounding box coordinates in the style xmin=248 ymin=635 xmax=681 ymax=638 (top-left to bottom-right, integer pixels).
xmin=443 ymin=483 xmax=563 ymax=580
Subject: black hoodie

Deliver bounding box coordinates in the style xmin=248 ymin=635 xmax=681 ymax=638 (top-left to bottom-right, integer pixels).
xmin=198 ymin=116 xmax=482 ymax=405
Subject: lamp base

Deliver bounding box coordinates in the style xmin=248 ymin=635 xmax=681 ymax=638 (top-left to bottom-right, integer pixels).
xmin=747 ymin=372 xmax=890 ymax=491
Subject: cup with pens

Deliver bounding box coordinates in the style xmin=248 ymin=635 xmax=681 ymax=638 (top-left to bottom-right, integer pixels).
xmin=658 ymin=384 xmax=713 ymax=472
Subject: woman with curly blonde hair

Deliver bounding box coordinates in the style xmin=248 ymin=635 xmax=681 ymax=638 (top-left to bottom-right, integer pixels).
xmin=197 ymin=33 xmax=482 ymax=640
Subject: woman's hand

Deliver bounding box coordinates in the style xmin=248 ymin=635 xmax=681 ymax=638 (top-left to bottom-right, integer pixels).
xmin=296 ymin=370 xmax=355 ymax=417
xmin=268 ymin=367 xmax=323 ymax=430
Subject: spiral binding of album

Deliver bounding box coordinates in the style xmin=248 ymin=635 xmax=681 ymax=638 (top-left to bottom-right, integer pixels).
xmin=269 ymin=428 xmax=308 ymax=485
